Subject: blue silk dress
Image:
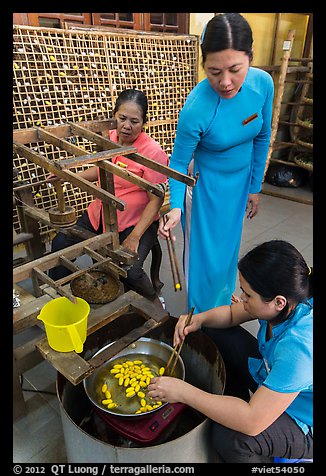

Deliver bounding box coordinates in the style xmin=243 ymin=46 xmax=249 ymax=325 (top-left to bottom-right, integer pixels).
xmin=168 ymin=67 xmax=274 ymax=313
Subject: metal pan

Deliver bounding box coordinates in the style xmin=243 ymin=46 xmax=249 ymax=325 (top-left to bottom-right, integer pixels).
xmin=83 ymin=337 xmax=185 ymax=417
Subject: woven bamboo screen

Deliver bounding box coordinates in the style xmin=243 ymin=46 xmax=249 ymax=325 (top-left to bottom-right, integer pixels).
xmin=13 ymin=25 xmax=199 ymax=241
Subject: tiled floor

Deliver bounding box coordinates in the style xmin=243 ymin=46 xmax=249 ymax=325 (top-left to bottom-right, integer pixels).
xmin=13 ymin=190 xmax=313 ymax=463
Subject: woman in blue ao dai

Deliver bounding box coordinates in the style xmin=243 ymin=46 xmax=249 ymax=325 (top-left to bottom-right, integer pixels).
xmin=159 ymin=13 xmax=274 ymax=314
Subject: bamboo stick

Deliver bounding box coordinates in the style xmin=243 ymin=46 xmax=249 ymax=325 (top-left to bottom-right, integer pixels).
xmin=163 ymin=214 xmax=182 ymax=291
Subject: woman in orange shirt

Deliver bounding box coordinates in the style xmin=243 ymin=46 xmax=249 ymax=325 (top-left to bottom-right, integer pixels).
xmin=49 ymin=89 xmax=168 ymax=304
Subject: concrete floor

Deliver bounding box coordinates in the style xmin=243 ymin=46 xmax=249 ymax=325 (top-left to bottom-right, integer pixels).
xmin=13 ymin=190 xmax=313 ymax=463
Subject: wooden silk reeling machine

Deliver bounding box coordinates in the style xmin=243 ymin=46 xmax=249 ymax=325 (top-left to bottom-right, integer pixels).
xmin=13 ymin=119 xmax=196 ymax=388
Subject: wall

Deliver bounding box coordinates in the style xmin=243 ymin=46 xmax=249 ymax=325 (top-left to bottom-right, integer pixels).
xmin=189 ymin=13 xmax=310 ymax=82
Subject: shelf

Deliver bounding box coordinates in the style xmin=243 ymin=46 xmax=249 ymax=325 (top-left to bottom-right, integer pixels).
xmin=293 ymin=156 xmax=313 ymax=172
xmin=295 ymin=140 xmax=313 ymax=150
xmin=281 ymin=101 xmax=313 ymax=106
xmin=296 ymin=118 xmax=313 ymax=129
xmin=262 ymin=182 xmax=313 ymax=206
xmin=272 ymin=141 xmax=295 ymax=151
xmin=302 ymin=97 xmax=313 ymax=105
xmin=279 ymin=120 xmax=312 ymax=128
xmin=270 ymin=158 xmax=306 ymax=169
xmin=266 ymin=29 xmax=313 ymax=195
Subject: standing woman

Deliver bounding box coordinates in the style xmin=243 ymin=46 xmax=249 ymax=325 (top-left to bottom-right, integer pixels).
xmin=49 ymin=89 xmax=168 ymax=304
xmin=159 ymin=13 xmax=274 ymax=313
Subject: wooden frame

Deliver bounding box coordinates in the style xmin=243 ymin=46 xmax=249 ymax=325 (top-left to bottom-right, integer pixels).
xmin=13 ymin=119 xmax=195 ymax=296
xmin=13 ymin=118 xmax=195 ymax=399
xmin=13 ymin=24 xmax=199 ymax=242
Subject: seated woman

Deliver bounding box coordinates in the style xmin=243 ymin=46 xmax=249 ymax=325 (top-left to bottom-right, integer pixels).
xmin=148 ymin=240 xmax=313 ymax=463
xmin=49 ymin=89 xmax=169 ymax=305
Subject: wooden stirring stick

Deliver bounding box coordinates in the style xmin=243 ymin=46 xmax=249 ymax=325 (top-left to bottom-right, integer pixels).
xmin=166 ymin=306 xmax=195 ymax=376
xmin=163 ymin=214 xmax=182 ymax=291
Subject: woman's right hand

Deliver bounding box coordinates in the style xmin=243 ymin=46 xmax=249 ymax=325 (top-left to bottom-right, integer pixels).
xmin=158 ymin=208 xmax=182 ymax=240
xmin=173 ymin=312 xmax=201 ymax=346
xmin=46 ymin=173 xmax=63 ymax=183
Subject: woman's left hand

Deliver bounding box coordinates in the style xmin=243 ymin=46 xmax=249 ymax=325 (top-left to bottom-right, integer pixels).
xmin=148 ymin=376 xmax=187 ymax=404
xmin=246 ymin=193 xmax=260 ymax=219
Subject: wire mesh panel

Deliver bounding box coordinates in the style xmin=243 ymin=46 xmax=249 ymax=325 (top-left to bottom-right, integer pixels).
xmin=13 ymin=25 xmax=198 ymax=242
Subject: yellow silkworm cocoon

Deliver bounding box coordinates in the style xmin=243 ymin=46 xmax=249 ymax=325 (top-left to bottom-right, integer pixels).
xmin=107 ymin=403 xmax=117 ymax=409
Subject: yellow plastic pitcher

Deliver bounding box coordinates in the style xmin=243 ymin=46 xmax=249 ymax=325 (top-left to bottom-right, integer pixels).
xmin=37 ymin=297 xmax=90 ymax=353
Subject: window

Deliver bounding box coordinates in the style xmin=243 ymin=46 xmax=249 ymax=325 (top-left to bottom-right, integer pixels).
xmin=27 ymin=13 xmax=92 ymax=28
xmin=15 ymin=13 xmax=189 ymax=34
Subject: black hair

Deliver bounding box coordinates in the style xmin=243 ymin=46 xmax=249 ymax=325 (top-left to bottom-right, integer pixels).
xmin=238 ymin=240 xmax=312 ymax=318
xmin=113 ymin=89 xmax=148 ymax=123
xmin=201 ymin=13 xmax=253 ymax=64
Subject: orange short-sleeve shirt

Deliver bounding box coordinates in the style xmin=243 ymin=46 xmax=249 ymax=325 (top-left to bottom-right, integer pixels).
xmin=87 ymin=130 xmax=168 ymax=232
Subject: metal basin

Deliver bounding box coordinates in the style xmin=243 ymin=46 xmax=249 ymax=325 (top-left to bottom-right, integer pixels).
xmin=83 ymin=337 xmax=185 ymax=417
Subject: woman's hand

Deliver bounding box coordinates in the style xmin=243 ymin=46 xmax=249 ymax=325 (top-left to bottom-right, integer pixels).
xmin=246 ymin=193 xmax=260 ymax=219
xmin=46 ymin=173 xmax=63 ymax=184
xmin=173 ymin=312 xmax=201 ymax=346
xmin=148 ymin=376 xmax=188 ymax=404
xmin=158 ymin=208 xmax=182 ymax=240
xmin=121 ymin=234 xmax=140 ymax=254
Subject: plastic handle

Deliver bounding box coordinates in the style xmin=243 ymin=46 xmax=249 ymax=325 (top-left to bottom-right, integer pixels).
xmin=67 ymin=325 xmax=83 ymax=353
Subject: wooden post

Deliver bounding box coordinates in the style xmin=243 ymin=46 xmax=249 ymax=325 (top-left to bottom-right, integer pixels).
xmin=53 ymin=180 xmax=66 ymax=213
xmin=264 ymin=30 xmax=296 ymax=177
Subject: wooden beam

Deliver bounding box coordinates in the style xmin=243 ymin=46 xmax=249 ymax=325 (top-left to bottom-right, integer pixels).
xmin=13 ymin=232 xmax=113 ymax=282
xmin=13 ymin=232 xmax=34 ymax=246
xmin=13 ymin=294 xmax=53 ymax=334
xmin=55 ymin=147 xmax=137 ymax=169
xmin=82 ymin=246 xmax=128 ymax=278
xmin=98 ymin=160 xmax=164 ymax=198
xmin=69 ymin=122 xmax=196 ymax=187
xmin=19 ymin=205 xmax=136 ymax=266
xmin=33 ymin=267 xmax=77 ymax=303
xmin=35 ymin=126 xmax=94 ymax=158
xmin=265 ymin=30 xmax=296 ymax=176
xmin=12 ymin=120 xmax=116 ymax=145
xmin=13 ymin=141 xmax=126 ymax=211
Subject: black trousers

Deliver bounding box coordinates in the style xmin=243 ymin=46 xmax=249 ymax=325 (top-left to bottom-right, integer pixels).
xmin=203 ymin=326 xmax=313 ymax=463
xmin=49 ymin=212 xmax=159 ymax=301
